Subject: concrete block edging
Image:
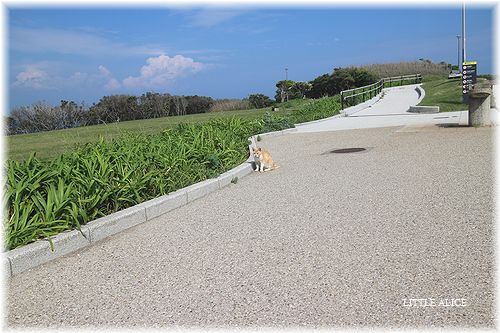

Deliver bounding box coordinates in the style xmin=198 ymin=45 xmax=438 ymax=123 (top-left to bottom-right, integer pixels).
xmin=408 ymin=105 xmax=440 ymax=114
xmin=4 ymin=126 xmax=295 ymax=277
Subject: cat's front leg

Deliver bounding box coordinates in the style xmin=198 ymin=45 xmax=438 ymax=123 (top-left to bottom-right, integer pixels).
xmin=259 ymin=164 xmax=264 ymax=172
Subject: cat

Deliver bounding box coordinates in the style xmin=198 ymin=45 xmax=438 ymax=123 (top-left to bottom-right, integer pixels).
xmin=252 ymin=147 xmax=280 ymax=172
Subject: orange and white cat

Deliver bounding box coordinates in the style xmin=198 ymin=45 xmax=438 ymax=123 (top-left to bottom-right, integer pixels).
xmin=252 ymin=147 xmax=280 ymax=172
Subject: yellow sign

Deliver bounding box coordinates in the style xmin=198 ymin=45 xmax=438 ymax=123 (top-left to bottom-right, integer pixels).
xmin=463 ymin=61 xmax=477 ymax=65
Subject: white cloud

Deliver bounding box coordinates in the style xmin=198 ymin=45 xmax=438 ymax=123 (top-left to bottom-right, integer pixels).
xmin=98 ymin=65 xmax=111 ymax=76
xmin=10 ymin=27 xmax=166 ymax=57
xmin=184 ymin=9 xmax=247 ymax=28
xmin=13 ymin=64 xmax=121 ymax=91
xmin=97 ymin=65 xmax=121 ymax=90
xmin=105 ymin=78 xmax=121 ymax=90
xmin=123 ymin=54 xmax=205 ymax=89
xmin=13 ymin=67 xmax=50 ymax=89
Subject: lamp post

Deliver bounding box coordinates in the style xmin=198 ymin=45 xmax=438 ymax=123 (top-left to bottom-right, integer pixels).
xmin=284 ymin=68 xmax=289 ymax=101
xmin=456 ymin=35 xmax=461 ymax=71
xmin=462 ymin=2 xmax=466 ymax=67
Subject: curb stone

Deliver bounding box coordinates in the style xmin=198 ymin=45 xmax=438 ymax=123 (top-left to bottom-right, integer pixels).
xmin=138 ymin=189 xmax=187 ymax=221
xmin=185 ymin=178 xmax=220 ymax=203
xmin=6 ymin=226 xmax=91 ymax=276
xmin=85 ymin=206 xmax=146 ymax=244
xmin=408 ymin=105 xmax=440 ymax=114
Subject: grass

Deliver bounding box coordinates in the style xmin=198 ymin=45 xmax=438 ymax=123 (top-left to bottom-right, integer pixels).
xmin=7 ymin=102 xmax=305 ymax=161
xmin=418 ymin=75 xmax=468 ymax=112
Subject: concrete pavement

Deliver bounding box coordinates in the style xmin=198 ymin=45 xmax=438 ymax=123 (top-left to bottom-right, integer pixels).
xmin=296 ymin=84 xmax=469 ymax=133
xmin=6 ymin=125 xmax=494 ymax=329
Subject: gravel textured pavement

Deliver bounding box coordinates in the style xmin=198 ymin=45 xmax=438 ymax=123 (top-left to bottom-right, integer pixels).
xmin=6 ymin=125 xmax=494 ymax=329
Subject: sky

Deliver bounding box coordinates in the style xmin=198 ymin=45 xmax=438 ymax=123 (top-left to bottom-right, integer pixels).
xmin=6 ymin=4 xmax=496 ymax=110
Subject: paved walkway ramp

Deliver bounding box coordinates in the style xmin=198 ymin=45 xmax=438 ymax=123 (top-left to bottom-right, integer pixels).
xmin=7 ymin=125 xmax=494 ymax=328
xmin=296 ymin=84 xmax=468 ymax=133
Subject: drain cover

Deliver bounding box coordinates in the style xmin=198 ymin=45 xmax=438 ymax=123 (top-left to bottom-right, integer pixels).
xmin=331 ymin=148 xmax=366 ymax=154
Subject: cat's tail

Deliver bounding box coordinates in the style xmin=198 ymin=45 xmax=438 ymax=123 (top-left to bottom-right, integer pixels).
xmin=263 ymin=163 xmax=280 ymax=172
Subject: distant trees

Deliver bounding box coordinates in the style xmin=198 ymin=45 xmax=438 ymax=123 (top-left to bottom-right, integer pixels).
xmin=275 ymin=80 xmax=312 ymax=102
xmin=248 ymin=94 xmax=274 ymax=109
xmin=8 ymin=93 xmax=216 ymax=135
xmin=276 ymin=67 xmax=379 ymax=100
xmin=9 ymin=100 xmax=88 ymax=134
xmin=185 ymin=95 xmax=214 ymax=115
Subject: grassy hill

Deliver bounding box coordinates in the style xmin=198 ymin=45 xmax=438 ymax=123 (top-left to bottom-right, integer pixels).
xmin=418 ymin=75 xmax=468 ymax=112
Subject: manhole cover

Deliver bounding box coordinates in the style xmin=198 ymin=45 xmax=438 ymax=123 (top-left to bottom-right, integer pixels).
xmin=331 ymin=148 xmax=366 ymax=154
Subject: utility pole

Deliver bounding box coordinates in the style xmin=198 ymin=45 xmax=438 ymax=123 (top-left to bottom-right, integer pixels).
xmin=456 ymin=35 xmax=461 ymax=70
xmin=284 ymin=68 xmax=289 ymax=102
xmin=462 ymin=2 xmax=466 ymax=68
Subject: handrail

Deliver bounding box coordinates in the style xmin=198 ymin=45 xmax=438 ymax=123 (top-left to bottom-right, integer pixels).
xmin=340 ymin=74 xmax=422 ymax=110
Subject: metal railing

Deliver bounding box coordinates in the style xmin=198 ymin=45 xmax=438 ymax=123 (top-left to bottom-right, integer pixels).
xmin=340 ymin=74 xmax=422 ymax=110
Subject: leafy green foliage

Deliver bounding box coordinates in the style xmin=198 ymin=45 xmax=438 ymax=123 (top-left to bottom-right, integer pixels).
xmin=289 ymin=95 xmax=341 ymax=123
xmin=5 ymin=118 xmax=262 ymax=250
xmin=262 ymin=111 xmax=294 ymax=132
xmin=307 ymin=67 xmax=380 ymax=98
xmin=248 ymin=94 xmax=274 ymax=109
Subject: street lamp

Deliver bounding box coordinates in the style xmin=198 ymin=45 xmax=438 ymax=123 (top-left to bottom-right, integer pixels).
xmin=462 ymin=2 xmax=466 ymax=68
xmin=456 ymin=35 xmax=461 ymax=71
xmin=284 ymin=68 xmax=289 ymax=101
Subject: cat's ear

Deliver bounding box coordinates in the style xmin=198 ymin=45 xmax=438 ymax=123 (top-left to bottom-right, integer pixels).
xmin=257 ymin=147 xmax=262 ymax=151
xmin=252 ymin=147 xmax=257 ymax=152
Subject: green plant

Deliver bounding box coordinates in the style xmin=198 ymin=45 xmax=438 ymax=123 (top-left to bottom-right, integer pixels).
xmin=5 ymin=118 xmax=264 ymax=250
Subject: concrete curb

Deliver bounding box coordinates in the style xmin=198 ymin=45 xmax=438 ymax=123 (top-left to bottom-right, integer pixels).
xmin=7 ymin=226 xmax=91 ymax=276
xmin=4 ymin=127 xmax=290 ymax=277
xmin=415 ymin=84 xmax=426 ymax=104
xmin=408 ymin=105 xmax=440 ymax=113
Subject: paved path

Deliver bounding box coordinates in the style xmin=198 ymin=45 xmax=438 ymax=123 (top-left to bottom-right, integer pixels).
xmin=296 ymin=84 xmax=469 ymax=133
xmin=7 ymin=125 xmax=494 ymax=329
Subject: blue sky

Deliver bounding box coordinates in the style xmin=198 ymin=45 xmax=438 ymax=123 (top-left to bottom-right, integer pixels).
xmin=8 ymin=5 xmax=495 ymax=109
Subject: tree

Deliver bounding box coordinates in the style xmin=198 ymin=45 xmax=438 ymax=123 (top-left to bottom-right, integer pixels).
xmin=289 ymin=82 xmax=312 ymax=99
xmin=307 ymin=74 xmax=335 ymax=98
xmin=275 ymin=80 xmax=295 ymax=102
xmin=138 ymin=92 xmax=171 ymax=119
xmin=184 ymin=95 xmax=214 ymax=114
xmin=248 ymin=94 xmax=274 ymax=109
xmin=171 ymin=96 xmax=188 ymax=116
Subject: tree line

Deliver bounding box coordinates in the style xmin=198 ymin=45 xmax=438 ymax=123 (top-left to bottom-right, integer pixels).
xmin=274 ymin=59 xmax=452 ymax=102
xmin=7 ymin=94 xmax=216 ymax=135
xmin=8 ymin=61 xmax=451 ymax=135
xmin=275 ymin=67 xmax=380 ymax=102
